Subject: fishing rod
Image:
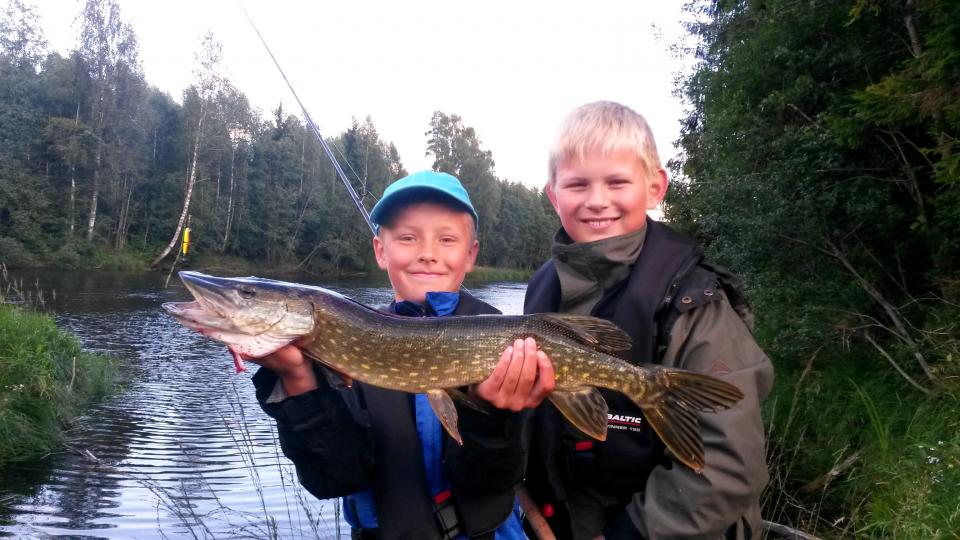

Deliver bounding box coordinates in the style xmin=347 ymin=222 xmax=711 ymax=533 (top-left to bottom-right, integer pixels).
xmin=238 ymin=4 xmax=376 ymax=236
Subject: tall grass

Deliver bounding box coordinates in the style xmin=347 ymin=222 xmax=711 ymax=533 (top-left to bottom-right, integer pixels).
xmin=762 ymin=346 xmax=960 ymax=538
xmin=0 ymin=266 xmax=117 ymax=467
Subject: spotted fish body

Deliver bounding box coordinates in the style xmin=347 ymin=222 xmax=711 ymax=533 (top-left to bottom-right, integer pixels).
xmin=314 ymin=302 xmax=645 ymax=399
xmin=163 ymin=271 xmax=744 ymax=472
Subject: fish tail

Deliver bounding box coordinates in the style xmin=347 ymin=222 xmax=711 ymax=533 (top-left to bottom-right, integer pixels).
xmin=631 ymin=368 xmax=744 ymax=472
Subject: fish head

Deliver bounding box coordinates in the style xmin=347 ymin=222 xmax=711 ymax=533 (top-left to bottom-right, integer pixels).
xmin=162 ymin=271 xmax=317 ymax=358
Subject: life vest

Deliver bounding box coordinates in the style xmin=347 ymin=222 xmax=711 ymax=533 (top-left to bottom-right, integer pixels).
xmin=523 ymin=219 xmax=750 ymax=538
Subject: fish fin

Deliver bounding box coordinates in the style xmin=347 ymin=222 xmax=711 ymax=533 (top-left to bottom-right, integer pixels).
xmin=631 ymin=368 xmax=744 ymax=472
xmin=446 ymin=387 xmax=494 ymax=415
xmin=539 ymin=314 xmax=632 ymax=353
xmin=427 ymin=389 xmax=463 ymax=445
xmin=548 ymin=388 xmax=609 ymax=441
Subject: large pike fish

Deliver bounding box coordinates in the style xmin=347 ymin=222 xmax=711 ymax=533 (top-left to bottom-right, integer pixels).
xmin=163 ymin=271 xmax=743 ymax=472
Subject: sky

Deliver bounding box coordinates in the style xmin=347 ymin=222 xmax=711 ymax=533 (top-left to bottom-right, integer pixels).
xmin=32 ymin=0 xmax=691 ymax=188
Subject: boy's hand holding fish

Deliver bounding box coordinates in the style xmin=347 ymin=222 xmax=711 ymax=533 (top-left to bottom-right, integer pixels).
xmin=243 ymin=342 xmax=318 ymax=396
xmin=473 ymin=337 xmax=555 ymax=411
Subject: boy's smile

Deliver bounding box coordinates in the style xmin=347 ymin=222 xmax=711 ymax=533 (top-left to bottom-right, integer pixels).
xmin=547 ymin=148 xmax=668 ymax=243
xmin=373 ymin=202 xmax=478 ymax=303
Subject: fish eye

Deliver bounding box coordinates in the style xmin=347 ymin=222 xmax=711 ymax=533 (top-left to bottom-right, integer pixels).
xmin=238 ymin=287 xmax=256 ymax=299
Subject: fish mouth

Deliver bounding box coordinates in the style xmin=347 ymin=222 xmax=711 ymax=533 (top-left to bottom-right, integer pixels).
xmin=180 ymin=271 xmax=263 ymax=322
xmin=161 ymin=300 xmax=233 ymax=332
xmin=162 ymin=271 xmax=248 ymax=332
xmin=180 ymin=272 xmax=233 ymax=314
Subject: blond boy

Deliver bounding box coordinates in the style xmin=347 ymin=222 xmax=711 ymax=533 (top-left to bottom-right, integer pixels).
xmin=523 ymin=102 xmax=773 ymax=539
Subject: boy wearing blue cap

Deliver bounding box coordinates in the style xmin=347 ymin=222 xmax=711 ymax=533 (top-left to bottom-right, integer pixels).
xmin=249 ymin=171 xmax=552 ymax=540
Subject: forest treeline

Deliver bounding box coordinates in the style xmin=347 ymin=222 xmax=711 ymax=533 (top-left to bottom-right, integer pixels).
xmin=0 ymin=0 xmax=558 ymax=273
xmin=669 ymin=0 xmax=959 ymax=535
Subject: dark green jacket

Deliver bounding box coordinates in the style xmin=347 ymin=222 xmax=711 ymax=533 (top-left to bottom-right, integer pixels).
xmin=524 ymin=219 xmax=773 ymax=540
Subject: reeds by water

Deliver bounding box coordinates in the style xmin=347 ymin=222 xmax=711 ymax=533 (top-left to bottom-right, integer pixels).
xmin=0 ymin=265 xmax=115 ymax=467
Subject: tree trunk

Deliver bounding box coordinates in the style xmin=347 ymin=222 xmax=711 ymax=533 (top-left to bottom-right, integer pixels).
xmin=115 ymin=176 xmax=133 ymax=250
xmin=903 ymin=0 xmax=922 ymax=58
xmin=69 ymin=103 xmax=79 ymax=237
xmin=285 ymin=187 xmax=315 ymax=259
xmin=85 ymin=144 xmax=101 ymax=242
xmin=69 ymin=173 xmax=76 ymax=236
xmin=300 ymin=134 xmax=305 ymax=196
xmin=150 ymin=102 xmax=206 ymax=267
xmin=221 ymin=144 xmax=236 ymax=252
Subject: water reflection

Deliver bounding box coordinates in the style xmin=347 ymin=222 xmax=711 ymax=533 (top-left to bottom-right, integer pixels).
xmin=0 ymin=270 xmax=526 ymax=538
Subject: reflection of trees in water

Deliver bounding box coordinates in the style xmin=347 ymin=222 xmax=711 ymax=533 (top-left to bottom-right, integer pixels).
xmin=0 ymin=433 xmax=130 ymax=533
xmin=17 ymin=411 xmax=140 ymax=531
xmin=0 ymin=455 xmax=65 ymax=528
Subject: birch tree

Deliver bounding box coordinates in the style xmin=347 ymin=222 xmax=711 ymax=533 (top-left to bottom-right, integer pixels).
xmin=77 ymin=0 xmax=140 ymax=242
xmin=0 ymin=0 xmax=47 ymax=70
xmin=150 ymin=31 xmax=222 ymax=267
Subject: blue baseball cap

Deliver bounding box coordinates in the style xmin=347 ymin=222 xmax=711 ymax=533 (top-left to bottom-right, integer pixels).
xmin=370 ymin=171 xmax=479 ymax=232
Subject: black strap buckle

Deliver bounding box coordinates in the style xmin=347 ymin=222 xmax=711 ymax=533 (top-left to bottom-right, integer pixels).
xmin=433 ymin=490 xmax=461 ymax=539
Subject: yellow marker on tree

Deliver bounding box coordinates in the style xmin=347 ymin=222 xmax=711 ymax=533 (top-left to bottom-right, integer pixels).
xmin=181 ymin=227 xmax=191 ymax=256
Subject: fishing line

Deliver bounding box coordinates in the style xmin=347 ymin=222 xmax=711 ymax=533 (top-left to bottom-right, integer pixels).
xmin=237 ymin=3 xmax=472 ymax=293
xmin=237 ymin=2 xmax=376 ymax=235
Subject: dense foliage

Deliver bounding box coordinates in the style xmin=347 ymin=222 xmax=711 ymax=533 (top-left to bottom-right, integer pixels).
xmin=670 ymin=0 xmax=960 ymax=535
xmin=0 ymin=0 xmax=557 ymax=274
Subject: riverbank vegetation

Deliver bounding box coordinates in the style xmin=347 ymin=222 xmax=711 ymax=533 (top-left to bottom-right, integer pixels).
xmin=671 ymin=0 xmax=960 ymax=536
xmin=0 ymin=0 xmax=558 ymax=276
xmin=0 ymin=274 xmax=117 ymax=469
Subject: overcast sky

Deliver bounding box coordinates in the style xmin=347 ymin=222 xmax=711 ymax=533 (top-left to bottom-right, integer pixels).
xmin=32 ymin=0 xmax=690 ymax=188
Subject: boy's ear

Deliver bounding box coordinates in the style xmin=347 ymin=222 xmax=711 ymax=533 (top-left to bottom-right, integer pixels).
xmin=465 ymin=238 xmax=479 ymax=273
xmin=372 ymin=235 xmax=389 ymax=270
xmin=647 ymin=168 xmax=669 ymax=209
xmin=545 ymin=181 xmax=560 ymax=214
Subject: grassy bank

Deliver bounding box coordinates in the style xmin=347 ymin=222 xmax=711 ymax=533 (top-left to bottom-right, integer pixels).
xmin=763 ymin=348 xmax=960 ymax=537
xmin=468 ymin=265 xmax=533 ymax=283
xmin=1 ymin=238 xmax=152 ymax=272
xmin=0 ymin=304 xmax=117 ymax=468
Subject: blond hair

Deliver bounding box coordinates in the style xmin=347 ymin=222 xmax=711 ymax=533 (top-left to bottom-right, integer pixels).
xmin=548 ymin=101 xmax=663 ymax=183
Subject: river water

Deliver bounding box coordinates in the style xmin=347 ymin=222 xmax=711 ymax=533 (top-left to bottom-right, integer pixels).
xmin=0 ymin=270 xmax=527 ymax=539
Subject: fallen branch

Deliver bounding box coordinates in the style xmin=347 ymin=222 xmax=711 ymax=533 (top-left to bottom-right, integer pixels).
xmin=763 ymin=520 xmax=823 ymax=540
xmin=802 ymin=449 xmax=862 ymax=493
xmin=863 ymin=334 xmax=931 ymax=395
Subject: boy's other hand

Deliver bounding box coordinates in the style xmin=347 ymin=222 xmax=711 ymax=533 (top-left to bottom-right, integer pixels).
xmin=243 ymin=343 xmax=318 ymax=396
xmin=474 ymin=337 xmax=555 ymax=411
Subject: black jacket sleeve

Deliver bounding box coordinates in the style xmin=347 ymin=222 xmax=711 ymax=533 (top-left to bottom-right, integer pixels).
xmin=253 ymin=364 xmax=376 ymax=499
